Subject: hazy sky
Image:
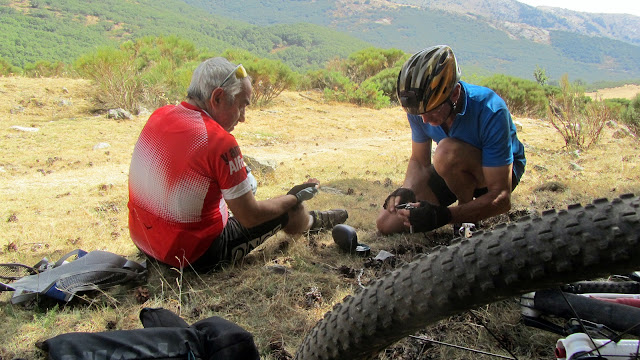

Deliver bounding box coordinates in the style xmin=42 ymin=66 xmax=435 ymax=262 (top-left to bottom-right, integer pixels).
xmin=518 ymin=0 xmax=640 ymax=17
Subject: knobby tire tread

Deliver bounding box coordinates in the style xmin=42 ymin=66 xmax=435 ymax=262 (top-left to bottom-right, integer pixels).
xmin=295 ymin=194 xmax=640 ymax=360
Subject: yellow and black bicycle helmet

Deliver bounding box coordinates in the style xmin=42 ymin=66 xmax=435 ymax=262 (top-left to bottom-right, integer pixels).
xmin=397 ymin=45 xmax=461 ymax=115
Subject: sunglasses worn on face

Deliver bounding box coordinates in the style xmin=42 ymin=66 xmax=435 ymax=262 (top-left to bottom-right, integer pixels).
xmin=219 ymin=64 xmax=248 ymax=88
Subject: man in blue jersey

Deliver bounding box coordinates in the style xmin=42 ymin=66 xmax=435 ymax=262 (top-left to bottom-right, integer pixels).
xmin=376 ymin=45 xmax=526 ymax=236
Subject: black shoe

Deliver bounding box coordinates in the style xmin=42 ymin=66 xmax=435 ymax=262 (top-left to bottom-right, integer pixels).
xmin=308 ymin=209 xmax=348 ymax=233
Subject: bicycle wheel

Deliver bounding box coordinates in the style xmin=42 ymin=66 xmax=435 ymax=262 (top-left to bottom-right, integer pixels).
xmin=295 ymin=194 xmax=640 ymax=360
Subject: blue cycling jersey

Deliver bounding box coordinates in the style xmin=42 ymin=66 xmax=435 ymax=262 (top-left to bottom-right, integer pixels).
xmin=408 ymin=81 xmax=526 ymax=182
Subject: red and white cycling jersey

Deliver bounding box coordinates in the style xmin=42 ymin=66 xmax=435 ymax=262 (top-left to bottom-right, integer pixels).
xmin=128 ymin=102 xmax=252 ymax=267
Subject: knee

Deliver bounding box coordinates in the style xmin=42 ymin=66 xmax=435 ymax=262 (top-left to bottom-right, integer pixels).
xmin=432 ymin=139 xmax=462 ymax=175
xmin=376 ymin=210 xmax=401 ymax=235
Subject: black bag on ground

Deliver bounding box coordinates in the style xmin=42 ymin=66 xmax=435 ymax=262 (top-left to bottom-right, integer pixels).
xmin=39 ymin=307 xmax=260 ymax=360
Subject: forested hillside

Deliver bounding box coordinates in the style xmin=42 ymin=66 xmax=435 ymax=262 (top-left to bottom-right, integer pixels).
xmin=2 ymin=0 xmax=640 ymax=84
xmin=0 ymin=0 xmax=370 ymax=70
xmin=185 ymin=0 xmax=640 ymax=83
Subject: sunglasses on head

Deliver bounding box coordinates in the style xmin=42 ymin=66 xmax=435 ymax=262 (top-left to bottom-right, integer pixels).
xmin=219 ymin=64 xmax=247 ymax=88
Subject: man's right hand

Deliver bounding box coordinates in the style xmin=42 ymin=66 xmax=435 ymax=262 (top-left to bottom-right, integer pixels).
xmin=383 ymin=187 xmax=416 ymax=211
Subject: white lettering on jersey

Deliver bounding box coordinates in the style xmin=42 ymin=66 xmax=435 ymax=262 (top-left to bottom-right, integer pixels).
xmin=229 ymin=155 xmax=244 ymax=175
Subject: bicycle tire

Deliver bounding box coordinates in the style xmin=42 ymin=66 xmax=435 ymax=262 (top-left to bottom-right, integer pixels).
xmin=295 ymin=194 xmax=640 ymax=360
xmin=561 ymin=281 xmax=640 ymax=294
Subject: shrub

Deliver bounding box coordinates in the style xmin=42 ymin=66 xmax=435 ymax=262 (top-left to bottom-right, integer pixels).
xmin=480 ymin=74 xmax=548 ymax=118
xmin=24 ymin=60 xmax=68 ymax=77
xmin=223 ymin=49 xmax=297 ymax=107
xmin=621 ymin=93 xmax=640 ymax=134
xmin=364 ymin=66 xmax=402 ymax=103
xmin=300 ymin=69 xmax=351 ymax=91
xmin=74 ymin=47 xmax=143 ymax=111
xmin=74 ymin=36 xmax=203 ymax=112
xmin=323 ymin=79 xmax=389 ymax=109
xmin=604 ymin=98 xmax=630 ymax=119
xmin=0 ymin=57 xmax=19 ymax=76
xmin=340 ymin=47 xmax=406 ymax=83
xmin=547 ymin=74 xmax=610 ymax=149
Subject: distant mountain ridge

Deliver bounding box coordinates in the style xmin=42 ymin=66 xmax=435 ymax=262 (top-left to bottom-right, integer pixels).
xmin=398 ymin=0 xmax=640 ymax=46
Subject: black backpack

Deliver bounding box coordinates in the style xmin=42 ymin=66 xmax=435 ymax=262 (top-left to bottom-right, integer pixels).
xmin=39 ymin=307 xmax=261 ymax=360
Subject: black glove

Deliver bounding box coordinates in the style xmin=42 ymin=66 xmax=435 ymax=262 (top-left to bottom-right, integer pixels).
xmin=409 ymin=201 xmax=452 ymax=233
xmin=383 ymin=187 xmax=416 ymax=209
xmin=287 ymin=182 xmax=318 ymax=203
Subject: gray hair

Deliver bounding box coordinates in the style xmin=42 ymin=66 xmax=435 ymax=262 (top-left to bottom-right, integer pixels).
xmin=186 ymin=57 xmax=247 ymax=105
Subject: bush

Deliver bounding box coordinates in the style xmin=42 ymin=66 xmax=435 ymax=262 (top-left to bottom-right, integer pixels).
xmin=323 ymin=79 xmax=389 ymax=109
xmin=364 ymin=66 xmax=402 ymax=103
xmin=74 ymin=47 xmax=143 ymax=111
xmin=24 ymin=60 xmax=68 ymax=77
xmin=340 ymin=47 xmax=406 ymax=83
xmin=223 ymin=49 xmax=297 ymax=107
xmin=604 ymin=98 xmax=630 ymax=119
xmin=621 ymin=93 xmax=640 ymax=134
xmin=0 ymin=57 xmax=19 ymax=76
xmin=480 ymin=74 xmax=548 ymax=118
xmin=547 ymin=74 xmax=610 ymax=149
xmin=301 ymin=69 xmax=352 ymax=91
xmin=74 ymin=36 xmax=203 ymax=112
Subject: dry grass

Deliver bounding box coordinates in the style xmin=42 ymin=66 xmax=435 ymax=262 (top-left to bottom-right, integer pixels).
xmin=1 ymin=76 xmax=639 ymax=359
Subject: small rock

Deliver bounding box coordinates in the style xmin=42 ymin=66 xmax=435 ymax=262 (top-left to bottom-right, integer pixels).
xmin=569 ymin=162 xmax=584 ymax=171
xmin=265 ymin=264 xmax=289 ymax=274
xmin=58 ymin=99 xmax=72 ymax=107
xmin=613 ymin=127 xmax=633 ymax=139
xmin=107 ymin=108 xmax=132 ymax=120
xmin=93 ymin=142 xmax=111 ymax=150
xmin=10 ymin=106 xmax=25 ymax=114
xmin=375 ymin=250 xmax=395 ymax=262
xmin=244 ymin=155 xmax=276 ymax=174
xmin=10 ymin=125 xmax=39 ymax=132
xmin=513 ymin=120 xmax=523 ymax=131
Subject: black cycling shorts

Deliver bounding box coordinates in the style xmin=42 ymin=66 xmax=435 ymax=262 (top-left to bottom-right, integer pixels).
xmin=192 ymin=213 xmax=289 ymax=272
xmin=428 ymin=165 xmax=521 ymax=207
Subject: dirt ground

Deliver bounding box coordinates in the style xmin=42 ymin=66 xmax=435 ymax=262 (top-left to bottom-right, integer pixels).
xmin=586 ymin=84 xmax=640 ymax=100
xmin=1 ymin=76 xmax=640 ymax=360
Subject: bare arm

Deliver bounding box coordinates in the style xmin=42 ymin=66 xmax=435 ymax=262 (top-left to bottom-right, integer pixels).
xmin=448 ymin=163 xmax=513 ymax=223
xmin=225 ymin=191 xmax=298 ymax=228
xmin=402 ymin=140 xmax=433 ymax=191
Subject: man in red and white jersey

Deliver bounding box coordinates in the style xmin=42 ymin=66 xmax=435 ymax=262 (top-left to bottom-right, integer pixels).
xmin=128 ymin=57 xmax=347 ymax=271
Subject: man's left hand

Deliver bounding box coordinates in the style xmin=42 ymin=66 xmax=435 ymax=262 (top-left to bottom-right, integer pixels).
xmin=287 ymin=182 xmax=319 ymax=203
xmin=407 ymin=201 xmax=452 ymax=233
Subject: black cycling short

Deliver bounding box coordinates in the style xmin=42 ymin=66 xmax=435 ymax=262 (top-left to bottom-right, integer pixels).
xmin=192 ymin=213 xmax=289 ymax=272
xmin=427 ymin=164 xmax=521 ymax=207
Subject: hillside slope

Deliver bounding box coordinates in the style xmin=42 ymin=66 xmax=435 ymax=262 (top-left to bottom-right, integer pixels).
xmin=0 ymin=0 xmax=371 ymax=70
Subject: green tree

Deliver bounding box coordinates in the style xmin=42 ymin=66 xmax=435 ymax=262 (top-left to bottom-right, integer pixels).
xmin=533 ymin=65 xmax=548 ymax=86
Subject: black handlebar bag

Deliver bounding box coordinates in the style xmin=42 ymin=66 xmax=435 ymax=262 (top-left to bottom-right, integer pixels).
xmin=39 ymin=308 xmax=260 ymax=360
